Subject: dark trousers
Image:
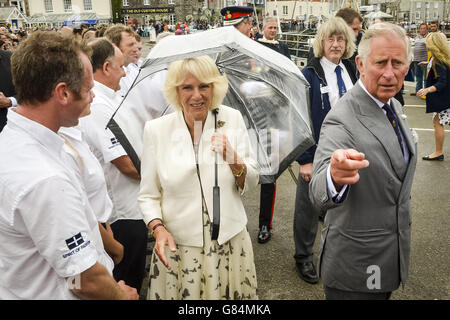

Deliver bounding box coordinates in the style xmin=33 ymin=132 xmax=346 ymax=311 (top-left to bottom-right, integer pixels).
xmin=110 ymin=219 xmax=148 ymax=293
xmin=324 ymin=286 xmax=392 ymax=300
xmin=414 ymin=61 xmax=426 ymax=92
xmin=293 ymin=175 xmax=323 ymax=263
xmin=259 ymin=182 xmax=276 ymax=229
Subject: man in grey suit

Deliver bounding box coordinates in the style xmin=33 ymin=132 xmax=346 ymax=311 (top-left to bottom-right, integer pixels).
xmin=309 ymin=23 xmax=417 ymax=300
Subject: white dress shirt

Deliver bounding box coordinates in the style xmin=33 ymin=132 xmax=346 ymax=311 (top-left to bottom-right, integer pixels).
xmin=0 ymin=110 xmax=108 ymax=299
xmin=320 ymin=56 xmax=354 ymax=108
xmin=78 ymin=81 xmax=142 ymax=224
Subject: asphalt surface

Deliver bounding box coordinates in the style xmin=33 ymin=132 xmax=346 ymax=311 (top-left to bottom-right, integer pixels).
xmin=141 ymin=41 xmax=449 ymax=300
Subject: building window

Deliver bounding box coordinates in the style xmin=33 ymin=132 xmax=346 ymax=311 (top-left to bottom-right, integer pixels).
xmin=282 ymin=6 xmax=288 ymax=15
xmin=144 ymin=0 xmax=150 ymax=5
xmin=416 ymin=12 xmax=421 ymax=19
xmin=168 ymin=0 xmax=175 ymax=5
xmin=63 ymin=0 xmax=72 ymax=12
xmin=434 ymin=2 xmax=439 ymax=9
xmin=433 ymin=11 xmax=438 ymax=19
xmin=83 ymin=0 xmax=92 ymax=11
xmin=123 ymin=0 xmax=129 ymax=6
xmin=123 ymin=15 xmax=129 ymax=24
xmin=169 ymin=14 xmax=175 ymax=25
xmin=44 ymin=0 xmax=53 ymax=13
xmin=426 ymin=2 xmax=430 ymax=9
xmin=416 ymin=2 xmax=421 ymax=9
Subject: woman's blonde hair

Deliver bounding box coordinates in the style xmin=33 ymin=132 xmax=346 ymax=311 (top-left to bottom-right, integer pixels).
xmin=313 ymin=17 xmax=356 ymax=60
xmin=425 ymin=32 xmax=450 ymax=76
xmin=163 ymin=56 xmax=229 ymax=111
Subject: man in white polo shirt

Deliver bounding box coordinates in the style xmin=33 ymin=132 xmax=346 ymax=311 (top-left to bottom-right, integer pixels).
xmin=104 ymin=24 xmax=139 ymax=98
xmin=78 ymin=37 xmax=148 ymax=293
xmin=0 ymin=31 xmax=138 ymax=300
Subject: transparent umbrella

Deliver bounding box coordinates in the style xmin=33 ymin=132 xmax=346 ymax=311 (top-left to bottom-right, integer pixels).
xmin=108 ymin=26 xmax=314 ymax=184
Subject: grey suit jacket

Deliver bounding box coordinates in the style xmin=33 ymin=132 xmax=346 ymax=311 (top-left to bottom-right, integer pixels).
xmin=310 ymin=82 xmax=417 ymax=293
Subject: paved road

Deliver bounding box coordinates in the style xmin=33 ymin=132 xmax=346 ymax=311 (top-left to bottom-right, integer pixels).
xmin=140 ymin=40 xmax=449 ymax=299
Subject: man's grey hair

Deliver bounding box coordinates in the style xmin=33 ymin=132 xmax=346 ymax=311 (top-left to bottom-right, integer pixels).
xmin=263 ymin=16 xmax=278 ymax=26
xmin=358 ymin=22 xmax=412 ymax=63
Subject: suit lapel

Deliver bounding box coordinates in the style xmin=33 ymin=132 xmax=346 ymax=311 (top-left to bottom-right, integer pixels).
xmin=352 ymin=84 xmax=408 ymax=180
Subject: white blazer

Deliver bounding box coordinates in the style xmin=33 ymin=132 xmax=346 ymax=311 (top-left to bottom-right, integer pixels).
xmin=138 ymin=105 xmax=259 ymax=246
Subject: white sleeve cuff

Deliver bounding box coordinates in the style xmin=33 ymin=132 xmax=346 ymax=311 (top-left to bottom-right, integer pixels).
xmin=326 ymin=164 xmax=348 ymax=203
xmin=8 ymin=97 xmax=17 ymax=107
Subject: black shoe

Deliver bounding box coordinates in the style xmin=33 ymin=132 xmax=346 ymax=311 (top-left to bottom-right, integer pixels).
xmin=296 ymin=262 xmax=319 ymax=284
xmin=257 ymin=225 xmax=271 ymax=243
xmin=422 ymin=154 xmax=444 ymax=161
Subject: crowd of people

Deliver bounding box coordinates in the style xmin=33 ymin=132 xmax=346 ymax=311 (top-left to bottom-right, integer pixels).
xmin=0 ymin=5 xmax=449 ymax=301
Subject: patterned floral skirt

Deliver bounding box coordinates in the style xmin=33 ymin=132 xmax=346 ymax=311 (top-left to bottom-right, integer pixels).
xmin=147 ymin=199 xmax=258 ymax=300
xmin=433 ymin=109 xmax=450 ymax=125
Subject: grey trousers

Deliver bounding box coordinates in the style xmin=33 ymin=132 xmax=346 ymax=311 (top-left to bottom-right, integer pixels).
xmin=324 ymin=286 xmax=392 ymax=300
xmin=293 ymin=174 xmax=324 ymax=263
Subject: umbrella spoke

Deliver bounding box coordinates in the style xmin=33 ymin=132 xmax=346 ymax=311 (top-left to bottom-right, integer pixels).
xmin=225 ymin=80 xmax=273 ymax=174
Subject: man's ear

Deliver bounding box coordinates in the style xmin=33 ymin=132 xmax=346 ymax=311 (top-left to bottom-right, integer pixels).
xmin=53 ymin=82 xmax=70 ymax=104
xmin=355 ymin=55 xmax=364 ymax=75
xmin=102 ymin=60 xmax=110 ymax=75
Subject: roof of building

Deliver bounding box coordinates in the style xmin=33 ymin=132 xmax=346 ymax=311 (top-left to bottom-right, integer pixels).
xmin=0 ymin=6 xmax=28 ymax=23
xmin=27 ymin=12 xmax=110 ymax=24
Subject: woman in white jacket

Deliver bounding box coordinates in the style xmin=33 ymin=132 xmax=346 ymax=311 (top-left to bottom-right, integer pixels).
xmin=138 ymin=55 xmax=259 ymax=300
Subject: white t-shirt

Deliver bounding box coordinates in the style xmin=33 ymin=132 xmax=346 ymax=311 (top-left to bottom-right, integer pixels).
xmin=320 ymin=56 xmax=354 ymax=108
xmin=0 ymin=110 xmax=106 ymax=299
xmin=78 ymin=81 xmax=142 ymax=224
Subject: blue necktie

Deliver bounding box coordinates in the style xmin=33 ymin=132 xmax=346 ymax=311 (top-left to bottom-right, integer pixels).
xmin=382 ymin=103 xmax=404 ymax=155
xmin=335 ymin=65 xmax=347 ymax=97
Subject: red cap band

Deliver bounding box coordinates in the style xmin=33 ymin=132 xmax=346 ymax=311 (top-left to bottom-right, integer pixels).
xmin=224 ymin=11 xmax=252 ymax=20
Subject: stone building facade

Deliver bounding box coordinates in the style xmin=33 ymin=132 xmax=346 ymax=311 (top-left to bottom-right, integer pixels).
xmin=117 ymin=0 xmax=234 ymax=26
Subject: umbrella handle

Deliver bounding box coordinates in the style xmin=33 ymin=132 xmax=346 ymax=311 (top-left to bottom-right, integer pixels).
xmin=211 ymin=185 xmax=220 ymax=241
xmin=211 ymin=108 xmax=220 ymax=240
xmin=213 ymin=108 xmax=218 ymax=186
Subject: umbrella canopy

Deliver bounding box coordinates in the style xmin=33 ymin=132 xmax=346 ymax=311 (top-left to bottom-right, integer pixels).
xmin=109 ymin=26 xmax=314 ymax=183
xmin=364 ymin=11 xmax=393 ymax=20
